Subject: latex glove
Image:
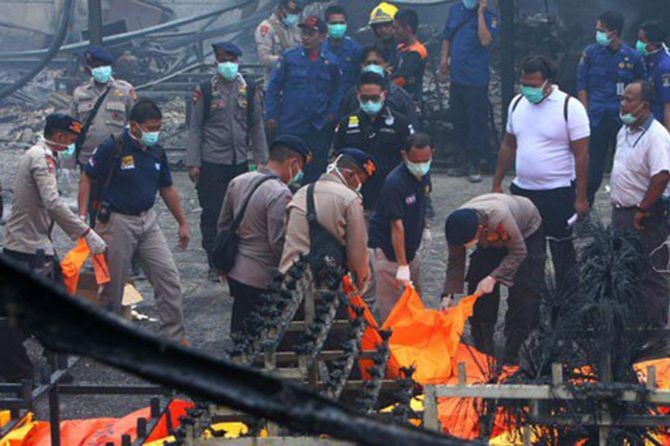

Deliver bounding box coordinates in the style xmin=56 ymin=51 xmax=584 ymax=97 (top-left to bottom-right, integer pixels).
xmin=85 ymin=229 xmax=107 ymax=255
xmin=475 ymin=275 xmax=497 ymax=296
xmin=439 ymin=295 xmax=455 ymax=311
xmin=421 ymin=227 xmax=433 ymax=255
xmin=395 ymin=264 xmax=411 ymax=288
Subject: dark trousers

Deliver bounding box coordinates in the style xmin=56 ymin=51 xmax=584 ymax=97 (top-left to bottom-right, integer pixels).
xmin=196 ymin=161 xmax=248 ymax=268
xmin=0 ymin=249 xmax=64 ymax=381
xmin=511 ymin=183 xmax=577 ymax=286
xmin=467 ymin=229 xmax=547 ymax=363
xmin=612 ymin=206 xmax=669 ymax=327
xmin=298 ymin=125 xmax=335 ymax=184
xmin=588 ymin=115 xmax=621 ymax=205
xmin=227 ymin=277 xmax=266 ymax=339
xmin=450 ymin=83 xmax=490 ymax=168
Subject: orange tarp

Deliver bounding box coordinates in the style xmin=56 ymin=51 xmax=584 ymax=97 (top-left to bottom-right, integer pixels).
xmin=60 ymin=239 xmax=110 ymax=295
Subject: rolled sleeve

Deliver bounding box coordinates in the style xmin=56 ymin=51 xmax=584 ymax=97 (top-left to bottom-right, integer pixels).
xmin=567 ymin=98 xmax=591 ymax=141
xmin=647 ymin=132 xmax=670 ymax=177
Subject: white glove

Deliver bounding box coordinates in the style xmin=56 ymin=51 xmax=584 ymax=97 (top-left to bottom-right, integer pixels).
xmin=85 ymin=229 xmax=107 ymax=255
xmin=395 ymin=264 xmax=411 ymax=287
xmin=439 ymin=295 xmax=456 ymax=311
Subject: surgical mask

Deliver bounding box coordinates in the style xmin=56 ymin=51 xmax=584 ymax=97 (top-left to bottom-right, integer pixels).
xmin=620 ymin=103 xmax=645 ymax=126
xmin=140 ymin=128 xmax=160 ymax=147
xmin=636 ymin=40 xmax=650 ymax=56
xmin=406 ymin=159 xmax=431 ymax=179
xmin=218 ymin=62 xmax=239 ymax=81
xmin=62 ymin=143 xmax=76 ymax=158
xmin=288 ymin=162 xmax=303 ymax=185
xmin=327 ymin=156 xmax=362 ymax=192
xmin=91 ymin=65 xmax=112 ymax=84
xmin=520 ymin=81 xmax=548 ymax=104
xmin=596 ymin=30 xmax=612 ymax=47
xmin=462 ymin=0 xmax=478 ymax=10
xmin=328 ymin=24 xmax=347 ymax=39
xmin=44 ymin=138 xmax=73 ymax=153
xmin=283 ymin=13 xmax=300 ymax=27
xmin=359 ymin=99 xmax=384 ymax=115
xmin=363 ymin=64 xmax=386 ymax=76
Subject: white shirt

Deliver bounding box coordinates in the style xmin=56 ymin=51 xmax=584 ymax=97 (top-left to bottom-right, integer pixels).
xmin=506 ymin=86 xmax=591 ymax=190
xmin=610 ymin=116 xmax=670 ymax=207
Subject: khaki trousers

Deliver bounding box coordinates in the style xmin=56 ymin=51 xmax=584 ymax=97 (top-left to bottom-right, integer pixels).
xmin=372 ymin=248 xmax=422 ymax=324
xmin=96 ymin=209 xmax=185 ymax=340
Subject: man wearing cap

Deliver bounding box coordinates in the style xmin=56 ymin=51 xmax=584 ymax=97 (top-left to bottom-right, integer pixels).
xmin=323 ymin=5 xmax=363 ymax=98
xmin=255 ymin=0 xmax=304 ymax=86
xmin=443 ymin=193 xmax=545 ymax=363
xmin=78 ymin=99 xmax=191 ymax=343
xmin=1 ymin=113 xmax=106 ymax=382
xmin=265 ymin=15 xmax=343 ymax=183
xmin=187 ymin=41 xmax=268 ymax=282
xmin=391 ymin=9 xmax=428 ymax=104
xmin=334 ymin=71 xmax=414 ymax=214
xmin=217 ymin=135 xmax=309 ymax=338
xmin=637 ymin=21 xmax=670 ymax=129
xmin=70 ymin=46 xmax=136 ymax=169
xmin=368 ymin=132 xmax=433 ymax=322
xmin=280 ymin=148 xmax=375 ymax=293
xmin=369 ymin=2 xmax=399 ymax=65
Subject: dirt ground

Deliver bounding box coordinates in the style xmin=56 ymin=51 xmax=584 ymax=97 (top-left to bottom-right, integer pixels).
xmin=0 ymin=142 xmax=615 ymax=421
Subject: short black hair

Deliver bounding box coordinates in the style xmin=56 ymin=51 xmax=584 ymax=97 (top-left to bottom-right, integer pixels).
xmin=640 ymin=20 xmax=668 ymax=44
xmin=361 ymin=45 xmax=388 ymax=63
xmin=598 ymin=10 xmax=624 ymax=37
xmin=128 ymin=98 xmax=162 ymax=124
xmin=394 ymin=9 xmax=419 ymax=34
xmin=269 ymin=145 xmax=303 ymax=162
xmin=629 ymin=79 xmax=656 ymax=103
xmin=405 ymin=132 xmax=432 ymax=152
xmin=521 ymin=55 xmax=557 ymax=82
xmin=325 ymin=5 xmax=347 ymax=21
xmin=357 ymin=71 xmax=387 ymax=90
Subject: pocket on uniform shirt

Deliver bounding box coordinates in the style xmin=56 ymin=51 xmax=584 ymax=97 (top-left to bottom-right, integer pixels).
xmin=78 ymin=101 xmax=94 ymax=116
xmin=105 ymin=101 xmax=127 ymax=127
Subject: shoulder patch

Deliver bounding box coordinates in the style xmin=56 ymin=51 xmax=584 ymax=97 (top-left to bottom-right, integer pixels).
xmin=348 ymin=115 xmax=359 ymax=128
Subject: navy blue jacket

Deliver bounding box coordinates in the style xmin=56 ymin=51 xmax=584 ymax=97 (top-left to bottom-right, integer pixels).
xmin=644 ymin=48 xmax=670 ymax=123
xmin=323 ymin=36 xmax=363 ymax=97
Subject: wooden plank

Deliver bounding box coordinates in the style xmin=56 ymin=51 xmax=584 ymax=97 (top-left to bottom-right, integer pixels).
xmin=274 ymin=350 xmax=379 ymax=363
xmin=422 ymin=386 xmax=440 ymax=432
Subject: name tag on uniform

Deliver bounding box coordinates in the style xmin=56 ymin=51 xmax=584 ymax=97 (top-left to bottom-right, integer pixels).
xmin=617 ymin=82 xmax=625 ymax=96
xmin=405 ymin=194 xmax=416 ymax=205
xmin=120 ymin=155 xmax=135 ymax=170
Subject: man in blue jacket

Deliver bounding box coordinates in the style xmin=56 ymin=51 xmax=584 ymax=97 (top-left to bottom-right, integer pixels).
xmin=323 ymin=5 xmax=363 ymax=97
xmin=265 ymin=15 xmax=343 ymax=183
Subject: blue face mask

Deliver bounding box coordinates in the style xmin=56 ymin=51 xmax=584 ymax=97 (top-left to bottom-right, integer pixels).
xmin=283 ymin=13 xmax=300 ymax=27
xmin=218 ymin=62 xmax=239 ymax=81
xmin=328 ymin=23 xmax=347 ymax=39
xmin=91 ymin=65 xmax=112 ymax=84
xmin=363 ymin=64 xmax=386 ymax=76
xmin=360 ymin=99 xmax=384 ymax=115
xmin=462 ymin=0 xmax=478 ymax=10
xmin=62 ymin=143 xmax=76 ymax=159
xmin=406 ymin=159 xmax=431 ymax=178
xmin=520 ymin=81 xmax=548 ymax=104
xmin=596 ymin=30 xmax=612 ymax=47
xmin=636 ymin=40 xmax=650 ymax=56
xmin=140 ymin=129 xmax=160 ymax=147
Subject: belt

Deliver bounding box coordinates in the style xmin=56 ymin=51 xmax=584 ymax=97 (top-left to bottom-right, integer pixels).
xmin=112 ymin=208 xmax=150 ymax=217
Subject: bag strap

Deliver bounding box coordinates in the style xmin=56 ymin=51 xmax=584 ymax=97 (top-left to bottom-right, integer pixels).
xmin=563 ymin=94 xmax=570 ymax=122
xmin=101 ymin=135 xmax=125 ymax=195
xmin=306 ymin=183 xmax=318 ymax=226
xmin=75 ymin=86 xmax=112 ymax=164
xmin=230 ymin=174 xmax=277 ymax=232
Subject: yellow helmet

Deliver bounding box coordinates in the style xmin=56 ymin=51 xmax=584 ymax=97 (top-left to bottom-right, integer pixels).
xmin=368 ymin=2 xmax=398 ymax=26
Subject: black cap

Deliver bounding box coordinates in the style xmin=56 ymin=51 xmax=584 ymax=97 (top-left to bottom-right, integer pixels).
xmin=85 ymin=46 xmax=114 ymax=65
xmin=270 ymin=135 xmax=312 ymax=163
xmin=338 ymin=148 xmax=377 ymax=177
xmin=299 ymin=15 xmax=327 ymax=33
xmin=45 ymin=113 xmax=82 ymax=135
xmin=211 ymin=41 xmax=242 ymax=58
xmin=445 ymin=209 xmax=480 ymax=246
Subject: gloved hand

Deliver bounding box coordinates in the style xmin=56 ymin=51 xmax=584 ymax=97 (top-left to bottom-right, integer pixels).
xmin=439 ymin=294 xmax=455 ymax=311
xmin=395 ymin=264 xmax=411 ymax=288
xmin=85 ymin=229 xmax=107 ymax=255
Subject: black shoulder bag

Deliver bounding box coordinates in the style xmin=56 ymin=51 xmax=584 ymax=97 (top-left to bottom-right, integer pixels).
xmin=75 ymin=86 xmax=112 ymax=166
xmin=212 ymin=174 xmax=276 ymax=273
xmin=306 ymin=183 xmax=347 ymax=290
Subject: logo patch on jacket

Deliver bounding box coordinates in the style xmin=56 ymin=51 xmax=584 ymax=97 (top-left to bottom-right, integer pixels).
xmin=120 ymin=155 xmax=135 ymax=170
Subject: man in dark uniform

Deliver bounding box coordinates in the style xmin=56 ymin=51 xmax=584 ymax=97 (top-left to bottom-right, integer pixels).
xmin=323 ymin=5 xmax=363 ymax=98
xmin=390 ymin=9 xmax=428 ymax=104
xmin=637 ymin=20 xmax=670 ymax=130
xmin=577 ymin=10 xmax=645 ymax=204
xmin=187 ymin=41 xmax=268 ymax=281
xmin=439 ymin=0 xmax=498 ymax=183
xmin=333 ymin=71 xmax=413 ymax=214
xmin=265 ymin=15 xmax=343 ymax=183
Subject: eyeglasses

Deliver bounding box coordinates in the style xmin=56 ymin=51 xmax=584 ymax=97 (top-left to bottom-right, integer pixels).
xmin=359 ymin=95 xmax=382 ymax=102
xmin=364 ymin=60 xmax=385 ymax=66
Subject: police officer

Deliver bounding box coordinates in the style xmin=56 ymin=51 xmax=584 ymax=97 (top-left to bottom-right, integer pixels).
xmin=439 ymin=0 xmax=499 ymax=183
xmin=255 ymin=0 xmax=303 ymax=86
xmin=323 ymin=5 xmax=363 ymax=98
xmin=69 ymin=46 xmax=136 ymax=168
xmin=340 ymin=45 xmax=420 ymax=128
xmin=334 ymin=71 xmax=413 ymax=213
xmin=390 ymin=9 xmax=428 ymax=104
xmin=218 ymin=135 xmax=310 ymax=338
xmin=368 ymin=132 xmax=432 ymax=322
xmin=280 ymin=148 xmax=377 ymax=293
xmin=577 ymin=10 xmax=644 ymax=204
xmin=187 ymin=41 xmax=268 ymax=281
xmin=265 ymin=15 xmax=343 ymax=183
xmin=1 ymin=113 xmax=106 ymax=381
xmin=637 ymin=20 xmax=670 ymax=130
xmin=79 ymin=99 xmax=191 ymax=343
xmin=368 ymin=2 xmax=399 ymax=65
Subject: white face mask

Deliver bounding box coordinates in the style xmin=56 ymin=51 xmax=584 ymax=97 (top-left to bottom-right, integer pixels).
xmin=327 ymin=155 xmax=362 ymax=192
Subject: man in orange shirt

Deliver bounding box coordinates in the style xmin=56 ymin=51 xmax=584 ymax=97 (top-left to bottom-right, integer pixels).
xmin=390 ymin=9 xmax=427 ymax=104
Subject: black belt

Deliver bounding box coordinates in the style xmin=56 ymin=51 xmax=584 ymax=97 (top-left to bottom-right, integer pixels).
xmin=112 ymin=208 xmax=150 ymax=217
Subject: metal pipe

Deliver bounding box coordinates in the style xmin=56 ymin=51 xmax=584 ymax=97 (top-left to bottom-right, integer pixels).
xmin=87 ymin=0 xmax=103 ymax=46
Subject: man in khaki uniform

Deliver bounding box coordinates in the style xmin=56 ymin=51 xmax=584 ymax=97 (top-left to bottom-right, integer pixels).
xmin=69 ymin=46 xmax=136 ymax=168
xmin=255 ymin=0 xmax=303 ymax=85
xmin=1 ymin=113 xmax=106 ymax=382
xmin=444 ymin=193 xmax=545 ymax=363
xmin=187 ymin=41 xmax=268 ymax=281
xmin=280 ymin=148 xmax=377 ymax=293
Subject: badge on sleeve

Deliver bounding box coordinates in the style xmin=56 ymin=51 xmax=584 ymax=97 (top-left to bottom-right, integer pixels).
xmin=45 ymin=156 xmax=56 ymax=174
xmin=663 ymin=74 xmax=670 ymax=88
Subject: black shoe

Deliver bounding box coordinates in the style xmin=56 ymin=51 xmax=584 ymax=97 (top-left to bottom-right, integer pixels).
xmin=207 ymin=269 xmax=220 ymax=283
xmin=468 ymin=166 xmax=482 ymax=183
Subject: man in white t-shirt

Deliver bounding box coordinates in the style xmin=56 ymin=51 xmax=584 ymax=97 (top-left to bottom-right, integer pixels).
xmin=493 ymin=55 xmax=590 ymax=285
xmin=611 ymin=80 xmax=670 ymax=327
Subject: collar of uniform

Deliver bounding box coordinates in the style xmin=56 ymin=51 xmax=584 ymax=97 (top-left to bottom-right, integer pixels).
xmin=123 ymin=129 xmax=152 ymax=153
xmin=321 ymin=171 xmax=348 ymax=187
xmin=627 ymin=114 xmax=655 ymax=134
xmin=87 ymin=76 xmax=115 ymax=89
xmin=37 ymin=138 xmax=57 ymax=158
xmin=359 ymin=105 xmax=393 ymax=124
xmin=301 ymin=47 xmax=326 ymax=60
xmin=543 ymin=85 xmax=562 ymax=103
